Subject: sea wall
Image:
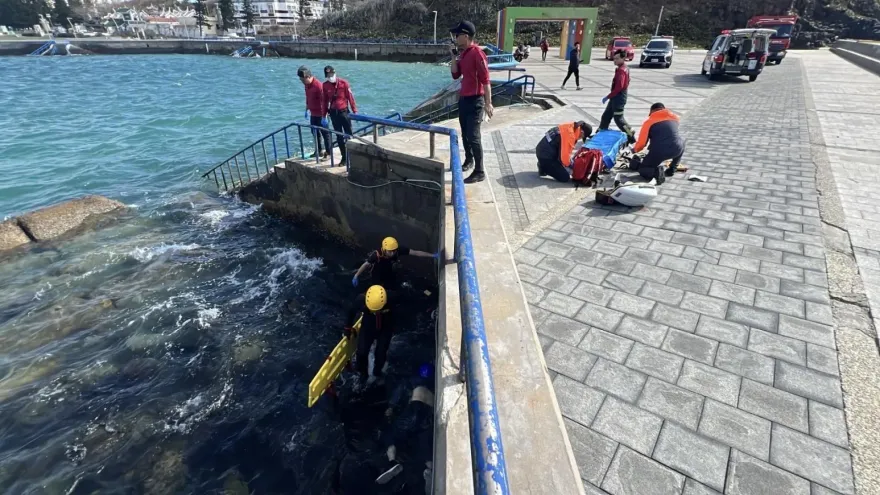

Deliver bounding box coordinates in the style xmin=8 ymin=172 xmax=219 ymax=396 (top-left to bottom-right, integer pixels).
xmin=832 ymin=40 xmax=880 ymax=76
xmin=0 ymin=195 xmax=125 ymax=253
xmin=0 ymin=39 xmax=449 ymax=62
xmin=238 ymin=141 xmax=444 ymax=276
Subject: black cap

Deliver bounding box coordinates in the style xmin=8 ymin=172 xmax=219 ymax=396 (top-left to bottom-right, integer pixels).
xmin=297 ymin=65 xmax=311 ymax=78
xmin=450 ymin=20 xmax=476 ymax=37
xmin=324 ymin=65 xmax=335 ymax=75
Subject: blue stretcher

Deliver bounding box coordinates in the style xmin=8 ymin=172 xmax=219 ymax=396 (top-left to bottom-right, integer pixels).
xmin=581 ymin=130 xmax=628 ymax=170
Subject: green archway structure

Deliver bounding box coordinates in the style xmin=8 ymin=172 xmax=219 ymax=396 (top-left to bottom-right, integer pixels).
xmin=496 ymin=7 xmax=599 ymax=64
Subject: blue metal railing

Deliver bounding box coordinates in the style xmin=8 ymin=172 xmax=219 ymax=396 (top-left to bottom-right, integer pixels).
xmin=487 ymin=53 xmax=515 ymax=64
xmin=201 ymin=112 xmax=404 ymax=191
xmin=28 ymin=41 xmax=55 ymax=56
xmin=350 ymin=113 xmax=511 ymax=494
xmin=231 ymin=45 xmax=253 ymax=57
xmin=408 ymin=75 xmax=536 ymax=126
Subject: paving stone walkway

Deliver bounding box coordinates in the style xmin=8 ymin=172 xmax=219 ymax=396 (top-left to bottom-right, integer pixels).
xmin=512 ymin=57 xmax=857 ymax=494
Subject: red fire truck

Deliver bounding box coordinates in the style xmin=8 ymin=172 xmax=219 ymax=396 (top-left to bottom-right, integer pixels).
xmin=746 ymin=15 xmax=798 ymax=64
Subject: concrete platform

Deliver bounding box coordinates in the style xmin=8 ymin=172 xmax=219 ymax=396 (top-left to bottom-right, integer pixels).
xmin=479 ymin=49 xmax=880 ymax=494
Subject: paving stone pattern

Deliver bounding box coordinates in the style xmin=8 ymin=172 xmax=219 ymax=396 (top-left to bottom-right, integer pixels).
xmin=519 ymin=60 xmax=855 ymax=494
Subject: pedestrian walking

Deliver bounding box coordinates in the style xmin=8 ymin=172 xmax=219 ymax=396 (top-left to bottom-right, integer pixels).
xmin=450 ymin=20 xmax=494 ymax=184
xmin=323 ymin=65 xmax=357 ymax=166
xmin=540 ymin=38 xmax=549 ymax=61
xmin=561 ymin=42 xmax=582 ymax=90
xmin=598 ymin=50 xmax=636 ymax=144
xmin=297 ymin=65 xmax=332 ymax=160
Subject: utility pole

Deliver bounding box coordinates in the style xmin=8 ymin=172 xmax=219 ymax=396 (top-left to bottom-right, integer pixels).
xmin=654 ymin=6 xmax=664 ymax=37
xmin=432 ymin=10 xmax=437 ymax=43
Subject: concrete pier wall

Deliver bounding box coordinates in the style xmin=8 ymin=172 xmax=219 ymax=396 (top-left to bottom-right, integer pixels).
xmin=237 ymin=142 xmax=445 ymax=277
xmin=832 ymin=40 xmax=880 ymax=75
xmin=0 ymin=39 xmax=449 ymax=62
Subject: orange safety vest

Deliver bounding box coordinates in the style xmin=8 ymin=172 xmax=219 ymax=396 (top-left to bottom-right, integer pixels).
xmin=558 ymin=122 xmax=581 ymax=165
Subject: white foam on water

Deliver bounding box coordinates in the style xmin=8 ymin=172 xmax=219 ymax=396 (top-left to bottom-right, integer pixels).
xmin=258 ymin=248 xmax=323 ymax=314
xmin=163 ymin=379 xmax=233 ymax=434
xmin=199 ymin=210 xmax=229 ymax=226
xmin=128 ymin=243 xmax=200 ymax=263
xmin=196 ymin=307 xmax=220 ymax=328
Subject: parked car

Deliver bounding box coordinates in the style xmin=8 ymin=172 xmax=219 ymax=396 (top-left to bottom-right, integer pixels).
xmin=639 ymin=36 xmax=675 ymax=68
xmin=605 ymin=37 xmax=634 ymax=61
xmin=701 ymin=29 xmax=775 ymax=82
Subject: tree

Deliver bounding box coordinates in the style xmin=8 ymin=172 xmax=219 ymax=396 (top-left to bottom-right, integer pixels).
xmin=193 ymin=0 xmax=208 ymax=36
xmin=218 ymin=0 xmax=235 ymax=30
xmin=0 ymin=0 xmax=50 ymax=29
xmin=52 ymin=0 xmax=85 ymax=27
xmin=241 ymin=0 xmax=256 ymax=33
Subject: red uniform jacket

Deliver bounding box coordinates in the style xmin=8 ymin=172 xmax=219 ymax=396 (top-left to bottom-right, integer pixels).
xmin=304 ymin=78 xmax=325 ymax=116
xmin=451 ymin=44 xmax=490 ymax=97
xmin=323 ymin=77 xmax=358 ymax=113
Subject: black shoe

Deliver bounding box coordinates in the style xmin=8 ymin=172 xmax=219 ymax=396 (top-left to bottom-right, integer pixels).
xmin=655 ymin=167 xmax=666 ymax=185
xmin=627 ymin=134 xmax=636 ymax=145
xmin=538 ymin=163 xmax=548 ymax=177
xmin=462 ymin=159 xmax=474 ymax=172
xmin=464 ymin=171 xmax=485 ymax=184
xmin=664 ymin=166 xmax=676 ymax=177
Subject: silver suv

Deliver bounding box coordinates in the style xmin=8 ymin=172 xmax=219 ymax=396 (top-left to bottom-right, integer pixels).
xmin=639 ymin=37 xmax=675 ymax=68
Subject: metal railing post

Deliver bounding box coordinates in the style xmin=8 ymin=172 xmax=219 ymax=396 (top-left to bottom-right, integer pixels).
xmin=219 ymin=166 xmax=229 ymax=191
xmin=252 ymin=147 xmax=260 ymax=175
xmin=271 ymin=134 xmax=278 ymax=163
xmin=429 ymin=132 xmax=436 ymax=159
xmin=243 ymin=152 xmax=250 ymax=179
xmin=284 ymin=127 xmax=291 ymax=158
xmin=261 ymin=141 xmax=270 ymax=173
xmin=226 ymin=162 xmax=237 ymax=189
xmin=212 ymin=170 xmax=219 ymax=189
xmin=236 ymin=155 xmax=250 ymax=183
xmin=297 ymin=126 xmax=305 ymax=158
xmin=372 ymin=125 xmax=379 ymax=143
xmin=232 ymin=159 xmax=244 ymax=186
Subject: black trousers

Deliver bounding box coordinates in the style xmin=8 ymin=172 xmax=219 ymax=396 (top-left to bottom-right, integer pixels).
xmin=542 ymin=50 xmax=548 ymax=61
xmin=563 ymin=67 xmax=579 ymax=86
xmin=309 ymin=115 xmax=332 ymax=155
xmin=599 ymin=101 xmax=634 ymax=138
xmin=638 ymin=146 xmax=685 ymax=180
xmin=536 ymin=137 xmax=570 ymax=182
xmin=356 ymin=323 xmax=392 ymax=378
xmin=458 ymin=96 xmax=484 ymax=173
xmin=329 ymin=109 xmax=353 ymax=160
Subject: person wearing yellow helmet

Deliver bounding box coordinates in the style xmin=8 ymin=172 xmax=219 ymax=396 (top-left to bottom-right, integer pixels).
xmin=351 ymin=236 xmax=439 ymax=288
xmin=345 ymin=284 xmax=395 ymax=387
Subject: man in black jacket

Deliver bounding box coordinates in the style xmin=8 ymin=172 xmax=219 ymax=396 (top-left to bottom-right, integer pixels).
xmin=561 ymin=42 xmax=582 ymax=90
xmin=631 ymin=102 xmax=686 ymax=185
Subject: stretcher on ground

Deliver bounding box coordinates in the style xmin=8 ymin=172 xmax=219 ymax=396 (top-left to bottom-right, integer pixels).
xmin=580 ymin=129 xmax=628 ymax=170
xmin=308 ymin=316 xmax=362 ymax=407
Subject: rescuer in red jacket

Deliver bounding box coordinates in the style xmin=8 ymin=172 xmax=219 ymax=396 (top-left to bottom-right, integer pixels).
xmin=323 ymin=65 xmax=358 ymax=165
xmin=297 ymin=65 xmax=332 ymax=160
xmin=598 ymin=50 xmax=636 ymax=144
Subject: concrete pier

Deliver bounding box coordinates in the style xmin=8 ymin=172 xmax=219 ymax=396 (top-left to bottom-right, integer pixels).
xmin=469 ymin=48 xmax=880 ymax=494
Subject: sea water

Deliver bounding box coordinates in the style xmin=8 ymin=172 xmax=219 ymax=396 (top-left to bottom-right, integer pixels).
xmin=0 ymin=55 xmax=445 ymax=493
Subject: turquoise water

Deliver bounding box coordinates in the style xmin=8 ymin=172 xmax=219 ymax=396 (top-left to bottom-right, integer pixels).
xmin=0 ymin=55 xmax=443 ymax=494
xmin=0 ymin=55 xmax=447 ymax=218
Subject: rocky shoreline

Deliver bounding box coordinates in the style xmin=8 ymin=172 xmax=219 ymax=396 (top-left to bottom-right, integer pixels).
xmin=0 ymin=195 xmax=126 ymax=253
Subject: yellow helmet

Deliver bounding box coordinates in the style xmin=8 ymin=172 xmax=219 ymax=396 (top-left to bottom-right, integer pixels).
xmin=365 ymin=285 xmax=387 ymax=312
xmin=381 ymin=237 xmax=399 ymax=252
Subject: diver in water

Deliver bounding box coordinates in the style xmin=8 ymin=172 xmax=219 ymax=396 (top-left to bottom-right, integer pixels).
xmin=375 ymin=363 xmax=435 ymax=490
xmin=346 ymin=285 xmax=395 ymax=388
xmin=351 ymin=237 xmax=438 ymax=290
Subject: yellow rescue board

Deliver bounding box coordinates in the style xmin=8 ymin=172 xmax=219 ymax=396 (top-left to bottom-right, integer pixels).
xmin=308 ymin=316 xmax=362 ymax=407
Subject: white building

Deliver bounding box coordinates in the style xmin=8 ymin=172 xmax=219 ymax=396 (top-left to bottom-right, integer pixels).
xmin=234 ymin=0 xmax=333 ymax=28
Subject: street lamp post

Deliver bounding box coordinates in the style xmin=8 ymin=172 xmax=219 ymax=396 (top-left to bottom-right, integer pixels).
xmin=432 ymin=10 xmax=437 ymax=44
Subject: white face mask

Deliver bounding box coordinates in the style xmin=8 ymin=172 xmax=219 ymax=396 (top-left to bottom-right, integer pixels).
xmin=327 ymin=75 xmax=337 ymax=83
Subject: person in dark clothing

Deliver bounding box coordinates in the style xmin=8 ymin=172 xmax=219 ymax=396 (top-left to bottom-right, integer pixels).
xmin=346 ymin=285 xmax=394 ymax=385
xmin=375 ymin=365 xmax=435 ymax=488
xmin=352 ymin=237 xmax=438 ymax=289
xmin=540 ymin=38 xmax=549 ymax=61
xmin=450 ymin=20 xmax=494 ymax=184
xmin=323 ymin=65 xmax=358 ymax=165
xmin=536 ymin=121 xmax=592 ymax=182
xmin=599 ymin=50 xmax=636 ymax=144
xmin=561 ymin=42 xmax=582 ymax=90
xmin=632 ymin=102 xmax=686 ymax=185
xmin=298 ymin=65 xmax=332 ymax=160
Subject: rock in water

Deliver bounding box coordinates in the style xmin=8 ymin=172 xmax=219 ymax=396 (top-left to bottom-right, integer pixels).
xmin=0 ymin=220 xmax=30 ymax=251
xmin=233 ymin=340 xmax=265 ymax=364
xmin=143 ymin=443 xmax=187 ymax=494
xmin=16 ymin=195 xmax=125 ymax=243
